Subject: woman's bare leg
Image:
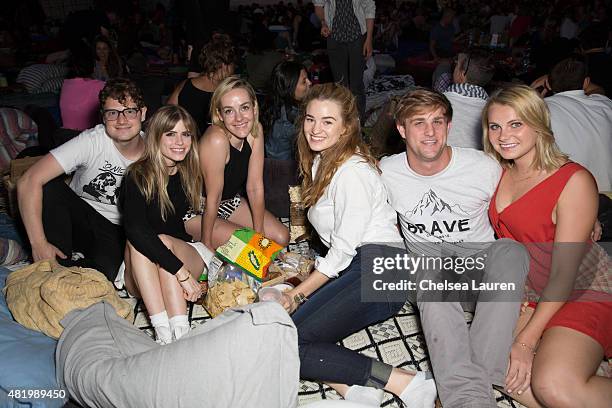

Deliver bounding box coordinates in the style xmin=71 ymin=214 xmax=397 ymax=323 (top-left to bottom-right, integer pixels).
xmin=531 ymin=326 xmax=611 ymax=408
xmin=497 ymin=306 xmax=544 ymax=407
xmin=156 ymin=234 xmax=205 ymax=317
xmin=229 ymin=198 xmax=289 ymax=246
xmin=185 ymin=214 xmax=243 ymax=248
xmin=185 ymin=201 xmax=289 ymax=249
xmin=125 ymin=241 xmax=165 ymax=315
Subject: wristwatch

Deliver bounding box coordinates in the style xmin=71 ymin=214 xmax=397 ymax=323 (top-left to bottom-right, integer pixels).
xmin=293 ymin=292 xmax=308 ymax=305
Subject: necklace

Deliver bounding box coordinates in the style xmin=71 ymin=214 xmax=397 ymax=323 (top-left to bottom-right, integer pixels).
xmin=509 ymin=168 xmax=542 ymax=182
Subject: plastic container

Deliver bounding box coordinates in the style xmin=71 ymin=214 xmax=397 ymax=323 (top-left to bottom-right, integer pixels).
xmin=272 ymin=283 xmax=294 ymax=293
xmin=258 ymin=287 xmax=283 ymax=303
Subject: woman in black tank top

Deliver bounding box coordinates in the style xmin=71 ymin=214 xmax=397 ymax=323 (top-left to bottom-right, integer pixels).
xmin=167 ymin=36 xmax=235 ymax=136
xmin=185 ymin=76 xmax=289 ymax=251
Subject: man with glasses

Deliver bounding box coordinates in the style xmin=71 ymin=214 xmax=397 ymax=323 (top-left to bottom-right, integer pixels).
xmin=18 ymin=78 xmax=147 ymax=282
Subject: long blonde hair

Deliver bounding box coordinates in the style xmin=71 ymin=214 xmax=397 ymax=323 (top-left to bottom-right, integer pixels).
xmin=297 ymin=83 xmax=378 ymax=207
xmin=128 ymin=105 xmax=202 ymax=220
xmin=209 ymin=75 xmax=261 ymax=138
xmin=482 ymin=85 xmax=567 ymax=171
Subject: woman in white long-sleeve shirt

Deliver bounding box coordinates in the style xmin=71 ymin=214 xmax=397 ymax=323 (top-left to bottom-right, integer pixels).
xmin=281 ymin=83 xmax=437 ymax=407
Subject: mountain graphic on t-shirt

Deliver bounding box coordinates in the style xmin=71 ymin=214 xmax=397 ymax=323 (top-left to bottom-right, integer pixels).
xmin=410 ymin=189 xmax=470 ymax=216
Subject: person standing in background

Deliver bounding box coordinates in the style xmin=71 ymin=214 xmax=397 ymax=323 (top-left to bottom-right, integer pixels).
xmin=314 ymin=0 xmax=375 ymax=122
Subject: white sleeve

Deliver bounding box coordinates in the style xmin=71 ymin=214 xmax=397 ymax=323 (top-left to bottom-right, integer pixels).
xmin=363 ymin=0 xmax=376 ymax=19
xmin=50 ymin=130 xmax=94 ymax=174
xmin=315 ymin=164 xmax=375 ymax=278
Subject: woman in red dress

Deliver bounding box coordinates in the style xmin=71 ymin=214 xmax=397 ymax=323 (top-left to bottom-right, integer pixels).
xmin=483 ymin=85 xmax=611 ymax=407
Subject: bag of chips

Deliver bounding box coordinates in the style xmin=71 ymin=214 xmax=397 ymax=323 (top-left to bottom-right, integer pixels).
xmin=215 ymin=228 xmax=284 ymax=282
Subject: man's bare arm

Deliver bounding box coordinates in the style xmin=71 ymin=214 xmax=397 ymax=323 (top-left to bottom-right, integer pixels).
xmin=17 ymin=154 xmax=67 ymax=261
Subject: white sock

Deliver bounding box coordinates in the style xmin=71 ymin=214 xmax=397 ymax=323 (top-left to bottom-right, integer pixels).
xmin=345 ymin=384 xmax=384 ymax=406
xmin=169 ymin=314 xmax=190 ymax=340
xmin=150 ymin=311 xmax=172 ymax=345
xmin=399 ymin=372 xmax=437 ymax=408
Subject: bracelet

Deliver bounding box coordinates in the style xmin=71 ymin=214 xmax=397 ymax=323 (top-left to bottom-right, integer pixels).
xmin=293 ymin=292 xmax=308 ymax=305
xmin=515 ymin=342 xmax=537 ymax=355
xmin=177 ymin=273 xmax=190 ymax=282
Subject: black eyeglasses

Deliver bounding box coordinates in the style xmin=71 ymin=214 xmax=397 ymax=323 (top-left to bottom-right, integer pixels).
xmin=102 ymin=108 xmax=140 ymax=121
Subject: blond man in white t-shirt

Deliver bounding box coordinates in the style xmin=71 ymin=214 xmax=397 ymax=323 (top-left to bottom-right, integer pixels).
xmin=380 ymin=89 xmax=530 ymax=408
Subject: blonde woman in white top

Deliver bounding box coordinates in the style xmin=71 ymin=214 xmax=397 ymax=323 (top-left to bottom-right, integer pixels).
xmin=281 ymin=83 xmax=437 ymax=407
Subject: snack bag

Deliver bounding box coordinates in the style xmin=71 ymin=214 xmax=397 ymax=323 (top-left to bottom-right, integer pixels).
xmin=215 ymin=228 xmax=283 ymax=282
xmin=204 ymin=279 xmax=256 ymax=317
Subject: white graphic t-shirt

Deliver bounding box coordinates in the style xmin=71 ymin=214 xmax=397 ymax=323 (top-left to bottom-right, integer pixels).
xmin=51 ymin=124 xmax=139 ymax=224
xmin=380 ymin=147 xmax=502 ymax=256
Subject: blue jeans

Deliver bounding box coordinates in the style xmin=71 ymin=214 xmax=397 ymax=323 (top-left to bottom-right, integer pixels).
xmin=292 ymin=244 xmax=406 ymax=387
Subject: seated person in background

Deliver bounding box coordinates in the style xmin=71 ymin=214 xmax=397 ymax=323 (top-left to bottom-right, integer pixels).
xmin=544 ymin=58 xmax=612 ymax=192
xmin=429 ymin=9 xmax=457 ymax=63
xmin=185 ymin=76 xmax=289 ymax=249
xmin=17 ymin=78 xmax=147 ymax=282
xmin=245 ymin=24 xmax=285 ymax=91
xmin=443 ymin=48 xmax=495 ymax=149
xmin=263 ymin=61 xmax=312 ymax=160
xmin=186 ymin=32 xmax=232 ymax=77
xmin=484 ymin=85 xmax=611 ymax=407
xmin=16 ymin=63 xmax=68 ymax=94
xmin=579 ymin=23 xmax=612 ymax=96
xmin=380 ymin=89 xmax=530 ymax=408
xmin=282 ymin=83 xmax=437 ymax=407
xmin=0 ymin=107 xmax=38 ymax=170
xmin=168 ymin=36 xmax=235 ymax=137
xmin=59 ymin=43 xmax=106 ymax=131
xmin=93 ymin=35 xmax=123 ymax=81
xmin=489 ymin=6 xmax=511 ymax=35
xmin=121 ymin=105 xmax=209 ymax=344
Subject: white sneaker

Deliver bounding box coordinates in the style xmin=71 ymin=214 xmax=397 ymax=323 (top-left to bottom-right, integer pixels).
xmin=399 ymin=372 xmax=437 ymax=408
xmin=345 ymin=385 xmax=384 ymax=407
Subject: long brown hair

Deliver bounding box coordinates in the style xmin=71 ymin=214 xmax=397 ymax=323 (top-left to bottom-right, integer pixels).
xmin=297 ymin=83 xmax=378 ymax=207
xmin=94 ymin=35 xmax=122 ymax=78
xmin=128 ymin=105 xmax=202 ymax=220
